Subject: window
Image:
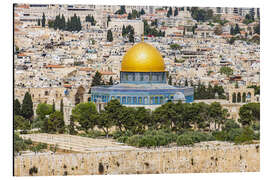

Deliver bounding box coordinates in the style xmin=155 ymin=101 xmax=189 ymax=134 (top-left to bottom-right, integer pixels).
xmin=160 ymin=96 xmax=164 ymax=104
xmin=122 ymin=97 xmax=126 ymax=104
xmin=138 ymin=97 xmax=142 ymax=104
xmin=45 ymin=91 xmax=49 ymax=96
xmin=144 ymin=97 xmax=148 ymax=104
xmin=155 ymin=97 xmax=158 ymax=104
xmin=128 ymin=97 xmax=132 ymax=104
xmin=133 ymin=97 xmax=137 ymax=104
xmin=151 ymin=97 xmax=154 ymax=104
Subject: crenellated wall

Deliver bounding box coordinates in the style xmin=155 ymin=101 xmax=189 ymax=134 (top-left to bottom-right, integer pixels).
xmin=14 ymin=144 xmax=260 ymax=176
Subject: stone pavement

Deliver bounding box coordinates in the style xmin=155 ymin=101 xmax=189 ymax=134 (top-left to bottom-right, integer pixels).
xmin=20 ymin=133 xmax=138 ymax=153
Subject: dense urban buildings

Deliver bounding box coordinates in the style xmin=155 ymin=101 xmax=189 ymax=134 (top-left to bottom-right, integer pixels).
xmin=13 ymin=4 xmax=260 ymax=176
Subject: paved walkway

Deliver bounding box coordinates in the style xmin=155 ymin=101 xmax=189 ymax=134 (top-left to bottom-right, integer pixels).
xmin=20 ymin=133 xmax=138 ymax=153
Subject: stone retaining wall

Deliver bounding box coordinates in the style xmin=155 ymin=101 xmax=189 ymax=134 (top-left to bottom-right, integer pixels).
xmin=14 ymin=144 xmax=260 ymax=176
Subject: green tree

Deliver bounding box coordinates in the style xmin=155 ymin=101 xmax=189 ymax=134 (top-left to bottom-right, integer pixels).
xmin=219 ymin=66 xmax=233 ymax=77
xmin=103 ymin=99 xmax=124 ymax=132
xmin=140 ymin=8 xmax=145 ymax=15
xmin=239 ymin=103 xmax=260 ymax=126
xmin=152 ymin=102 xmax=177 ymax=129
xmin=14 ymin=99 xmax=21 ymax=116
xmin=14 ymin=115 xmax=30 ymax=131
xmin=47 ymin=111 xmax=65 ymax=133
xmin=254 ymin=23 xmax=260 ymax=34
xmin=107 ymin=29 xmax=113 ymax=42
xmin=68 ymin=115 xmax=77 ymax=135
xmin=223 ymin=119 xmax=240 ymax=132
xmin=60 ymin=99 xmax=64 ymax=115
xmin=122 ymin=25 xmax=126 ymax=36
xmin=168 ymin=75 xmax=172 ymax=85
xmin=21 ymin=92 xmax=34 ymax=123
xmin=72 ymin=102 xmax=98 ymax=133
xmin=52 ymin=100 xmax=56 ymax=112
xmin=115 ymin=6 xmax=126 ymax=14
xmin=167 ymin=7 xmax=173 ymax=17
xmin=97 ymin=110 xmax=113 ymax=138
xmin=35 ymin=103 xmax=53 ymax=132
xmin=230 ymin=26 xmax=234 ymax=35
xmin=185 ymin=79 xmax=188 ymax=87
xmin=174 ymin=7 xmax=179 ymax=16
xmin=135 ymin=107 xmax=152 ymax=132
xmin=37 ymin=19 xmax=41 ymax=26
xmin=127 ymin=13 xmax=132 ymax=19
xmin=91 ymin=71 xmax=102 ymax=87
xmin=234 ymin=24 xmax=240 ymax=35
xmin=170 ymin=43 xmax=181 ymax=50
xmin=42 ymin=13 xmax=46 ymax=27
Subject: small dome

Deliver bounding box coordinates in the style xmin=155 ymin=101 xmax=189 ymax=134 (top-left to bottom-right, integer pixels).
xmin=174 ymin=92 xmax=186 ymax=101
xmin=121 ymin=42 xmax=165 ymax=72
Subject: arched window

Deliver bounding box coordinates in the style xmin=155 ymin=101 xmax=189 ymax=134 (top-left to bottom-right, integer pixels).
xmin=247 ymin=92 xmax=251 ymax=98
xmin=237 ymin=92 xmax=241 ymax=103
xmin=242 ymin=92 xmax=246 ymax=103
xmin=232 ymin=92 xmax=236 ymax=103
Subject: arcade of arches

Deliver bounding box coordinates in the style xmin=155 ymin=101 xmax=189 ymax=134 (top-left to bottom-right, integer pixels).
xmin=227 ymin=87 xmax=255 ymax=103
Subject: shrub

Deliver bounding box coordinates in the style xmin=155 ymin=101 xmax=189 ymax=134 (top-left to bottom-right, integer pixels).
xmin=252 ymin=121 xmax=260 ymax=131
xmin=234 ymin=127 xmax=254 ymax=144
xmin=126 ymin=135 xmax=142 ymax=147
xmin=223 ymin=119 xmax=240 ymax=132
xmin=253 ymin=132 xmax=260 ymax=140
xmin=117 ymin=135 xmax=129 ymax=143
xmin=112 ymin=130 xmax=133 ymax=139
xmin=226 ymin=128 xmax=243 ymax=142
xmin=176 ymin=134 xmax=194 ymax=146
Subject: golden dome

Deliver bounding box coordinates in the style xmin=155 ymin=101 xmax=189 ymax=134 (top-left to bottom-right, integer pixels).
xmin=121 ymin=42 xmax=165 ymax=72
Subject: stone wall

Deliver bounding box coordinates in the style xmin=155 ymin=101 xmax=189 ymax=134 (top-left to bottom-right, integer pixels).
xmin=14 ymin=144 xmax=260 ymax=176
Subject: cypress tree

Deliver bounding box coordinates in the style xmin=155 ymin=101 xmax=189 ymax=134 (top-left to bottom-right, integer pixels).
xmin=167 ymin=7 xmax=173 ymax=17
xmin=122 ymin=25 xmax=126 ymax=36
xmin=234 ymin=24 xmax=240 ymax=35
xmin=14 ymin=99 xmax=21 ymax=116
xmin=140 ymin=8 xmax=145 ymax=15
xmin=61 ymin=14 xmax=66 ymax=30
xmin=37 ymin=19 xmax=41 ymax=26
xmin=42 ymin=13 xmax=46 ymax=27
xmin=185 ymin=79 xmax=188 ymax=86
xmin=127 ymin=13 xmax=132 ymax=19
xmin=230 ymin=26 xmax=234 ymax=35
xmin=77 ymin=16 xmax=82 ymax=31
xmin=21 ymin=92 xmax=34 ymax=122
xmin=168 ymin=76 xmax=172 ymax=85
xmin=52 ymin=100 xmax=55 ymax=112
xmin=91 ymin=71 xmax=102 ymax=87
xmin=174 ymin=7 xmax=179 ymax=16
xmin=107 ymin=30 xmax=113 ymax=42
xmin=60 ymin=99 xmax=64 ymax=115
xmin=109 ymin=76 xmax=113 ymax=85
